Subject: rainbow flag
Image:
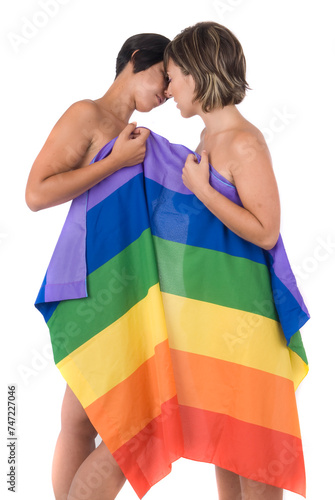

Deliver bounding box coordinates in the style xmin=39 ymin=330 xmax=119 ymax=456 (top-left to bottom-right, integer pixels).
xmin=35 ymin=131 xmax=309 ymax=498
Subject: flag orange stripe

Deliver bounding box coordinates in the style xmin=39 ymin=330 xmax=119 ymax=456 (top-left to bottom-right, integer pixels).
xmin=85 ymin=339 xmax=177 ymax=452
xmin=170 ymin=349 xmax=301 ymax=438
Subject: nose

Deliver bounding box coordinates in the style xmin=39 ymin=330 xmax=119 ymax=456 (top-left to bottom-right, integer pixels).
xmin=164 ymin=88 xmax=172 ymax=99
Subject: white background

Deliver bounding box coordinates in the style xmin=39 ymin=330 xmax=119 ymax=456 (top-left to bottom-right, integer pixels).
xmin=1 ymin=0 xmax=334 ymax=498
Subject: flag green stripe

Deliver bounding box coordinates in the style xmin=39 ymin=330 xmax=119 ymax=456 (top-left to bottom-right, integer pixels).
xmin=153 ymin=236 xmax=279 ymax=321
xmin=49 ymin=228 xmax=159 ymax=363
xmin=288 ymin=331 xmax=308 ymax=364
xmin=49 ymin=231 xmax=281 ymax=364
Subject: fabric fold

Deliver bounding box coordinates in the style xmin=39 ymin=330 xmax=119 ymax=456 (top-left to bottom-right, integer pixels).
xmin=35 ymin=130 xmax=309 ymax=498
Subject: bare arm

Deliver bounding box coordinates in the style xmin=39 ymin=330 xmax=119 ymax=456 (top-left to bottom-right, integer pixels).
xmin=25 ymin=101 xmax=150 ymax=211
xmin=182 ymin=132 xmax=280 ymax=250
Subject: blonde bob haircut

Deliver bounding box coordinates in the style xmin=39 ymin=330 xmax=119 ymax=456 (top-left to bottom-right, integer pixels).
xmin=164 ymin=22 xmax=250 ymax=112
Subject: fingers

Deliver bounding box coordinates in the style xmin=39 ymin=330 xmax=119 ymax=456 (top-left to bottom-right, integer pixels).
xmin=133 ymin=127 xmax=151 ymax=143
xmin=119 ymin=122 xmax=138 ymax=138
xmin=111 ymin=123 xmax=152 ymax=168
xmin=120 ymin=123 xmax=150 ymax=143
xmin=185 ymin=151 xmax=208 ymax=166
xmin=200 ymin=149 xmax=208 ymax=165
xmin=186 ymin=153 xmax=199 ymax=165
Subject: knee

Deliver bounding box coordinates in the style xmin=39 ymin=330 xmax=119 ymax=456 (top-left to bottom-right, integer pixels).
xmin=61 ymin=410 xmax=98 ymax=440
xmin=63 ymin=415 xmax=98 ymax=441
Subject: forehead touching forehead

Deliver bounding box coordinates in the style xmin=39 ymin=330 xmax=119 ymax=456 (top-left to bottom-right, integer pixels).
xmin=165 ymin=58 xmax=186 ymax=78
xmin=166 ymin=59 xmax=176 ymax=74
xmin=147 ymin=61 xmax=168 ymax=81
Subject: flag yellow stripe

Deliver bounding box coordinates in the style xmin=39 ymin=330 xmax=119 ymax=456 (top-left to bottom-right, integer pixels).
xmin=162 ymin=292 xmax=304 ymax=387
xmin=57 ymin=283 xmax=168 ymax=407
xmin=57 ymin=287 xmax=306 ymax=410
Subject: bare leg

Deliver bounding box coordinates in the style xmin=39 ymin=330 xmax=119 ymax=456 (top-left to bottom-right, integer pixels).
xmin=216 ymin=466 xmax=283 ymax=500
xmin=240 ymin=476 xmax=283 ymax=500
xmin=67 ymin=441 xmax=126 ymax=500
xmin=52 ymin=385 xmax=98 ymax=500
xmin=215 ymin=466 xmax=242 ymax=500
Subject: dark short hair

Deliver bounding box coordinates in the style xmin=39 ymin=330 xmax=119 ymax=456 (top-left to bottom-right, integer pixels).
xmin=115 ymin=33 xmax=170 ymax=78
xmin=164 ymin=22 xmax=250 ymax=112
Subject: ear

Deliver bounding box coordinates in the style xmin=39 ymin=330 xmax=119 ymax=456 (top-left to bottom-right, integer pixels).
xmin=129 ymin=49 xmax=140 ymax=71
xmin=131 ymin=49 xmax=140 ymax=61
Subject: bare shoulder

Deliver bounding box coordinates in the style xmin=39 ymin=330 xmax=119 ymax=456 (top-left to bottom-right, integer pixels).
xmin=228 ymin=123 xmax=271 ymax=167
xmin=32 ymin=99 xmax=104 ymax=174
xmin=209 ymin=120 xmax=272 ymax=183
xmin=57 ymin=99 xmax=101 ymax=125
xmin=46 ymin=99 xmax=103 ymax=150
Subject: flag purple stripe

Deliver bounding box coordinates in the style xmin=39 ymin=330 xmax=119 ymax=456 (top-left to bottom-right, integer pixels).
xmin=268 ymin=237 xmax=309 ymax=317
xmin=44 ymin=190 xmax=87 ymax=298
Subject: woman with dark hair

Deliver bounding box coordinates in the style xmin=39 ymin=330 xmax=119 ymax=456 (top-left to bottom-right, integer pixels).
xmin=164 ymin=22 xmax=307 ymax=500
xmin=26 ymin=32 xmax=170 ymax=500
xmin=26 ymin=33 xmax=170 ymax=212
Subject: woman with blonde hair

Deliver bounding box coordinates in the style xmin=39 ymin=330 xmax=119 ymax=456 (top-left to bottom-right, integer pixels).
xmin=164 ymin=21 xmax=308 ymax=500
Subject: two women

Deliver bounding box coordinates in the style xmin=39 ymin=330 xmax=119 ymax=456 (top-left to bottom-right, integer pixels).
xmin=27 ymin=22 xmax=307 ymax=500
